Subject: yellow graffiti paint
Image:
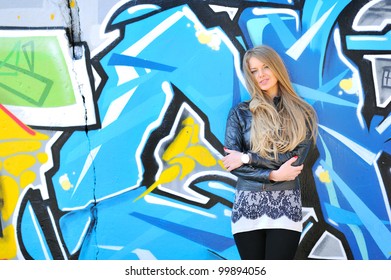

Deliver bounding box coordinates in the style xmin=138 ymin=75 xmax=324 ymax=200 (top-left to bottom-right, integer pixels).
xmin=188 ymin=120 xmax=200 ymax=144
xmin=0 ymin=106 xmax=50 ymax=259
xmin=50 ymin=13 xmax=55 ymax=20
xmin=0 ymin=176 xmax=19 ymax=221
xmin=37 ymin=152 xmax=48 ymax=164
xmin=339 ymin=78 xmax=353 ymax=91
xmin=20 ymin=170 xmax=37 ymax=188
xmin=168 ymin=157 xmax=196 ymax=179
xmin=163 ymin=117 xmax=199 ymax=162
xmin=185 ymin=145 xmax=217 ymax=167
xmin=0 ymin=224 xmax=17 ymax=260
xmin=134 ymin=165 xmax=181 ymax=202
xmin=4 ymin=154 xmax=36 ymax=177
xmin=134 ymin=115 xmax=225 ymax=202
xmin=315 ymin=165 xmax=332 ymax=184
xmin=0 ymin=141 xmax=42 ymax=157
xmin=194 ymin=24 xmax=221 ymax=51
xmin=319 ymin=170 xmax=332 ymax=183
xmin=59 ymin=174 xmax=73 ymax=191
xmin=0 ymin=112 xmax=47 ymax=142
xmin=197 ymin=31 xmax=213 ymax=45
xmin=69 ymin=0 xmax=76 ymax=8
xmin=162 ymin=126 xmax=193 ymax=161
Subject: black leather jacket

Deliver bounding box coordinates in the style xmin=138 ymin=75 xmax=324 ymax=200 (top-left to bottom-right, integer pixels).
xmin=224 ymin=100 xmax=312 ymax=192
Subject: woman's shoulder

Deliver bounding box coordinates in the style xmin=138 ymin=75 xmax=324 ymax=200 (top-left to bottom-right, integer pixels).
xmin=232 ymin=100 xmax=250 ymax=111
xmin=228 ymin=101 xmax=252 ymax=121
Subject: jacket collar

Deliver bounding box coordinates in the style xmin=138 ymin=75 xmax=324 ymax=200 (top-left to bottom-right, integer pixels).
xmin=273 ymin=95 xmax=281 ymax=107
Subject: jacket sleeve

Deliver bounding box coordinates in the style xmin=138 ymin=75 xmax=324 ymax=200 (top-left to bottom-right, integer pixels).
xmin=248 ymin=132 xmax=312 ymax=168
xmin=224 ymin=106 xmax=273 ymax=184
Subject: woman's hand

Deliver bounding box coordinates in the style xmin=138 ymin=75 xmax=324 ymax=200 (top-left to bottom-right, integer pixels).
xmin=269 ymin=156 xmax=303 ymax=181
xmin=222 ymin=148 xmax=243 ymax=171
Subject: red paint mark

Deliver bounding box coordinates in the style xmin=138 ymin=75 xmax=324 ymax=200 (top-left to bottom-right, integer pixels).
xmin=0 ymin=104 xmax=36 ymax=136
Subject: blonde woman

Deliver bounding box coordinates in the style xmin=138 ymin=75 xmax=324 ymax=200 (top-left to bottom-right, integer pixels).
xmin=223 ymin=45 xmax=318 ymax=260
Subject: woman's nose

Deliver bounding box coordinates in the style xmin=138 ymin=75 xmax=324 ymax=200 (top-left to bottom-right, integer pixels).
xmin=257 ymin=69 xmax=265 ymax=77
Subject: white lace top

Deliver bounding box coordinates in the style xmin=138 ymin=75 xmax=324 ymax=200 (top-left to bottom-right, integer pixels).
xmin=231 ymin=188 xmax=303 ymax=235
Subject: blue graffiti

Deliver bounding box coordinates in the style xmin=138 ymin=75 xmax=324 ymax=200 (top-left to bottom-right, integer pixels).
xmin=18 ymin=0 xmax=390 ymax=260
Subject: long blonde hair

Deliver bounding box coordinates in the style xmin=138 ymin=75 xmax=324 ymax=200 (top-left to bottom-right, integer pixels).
xmin=243 ymin=45 xmax=317 ymax=160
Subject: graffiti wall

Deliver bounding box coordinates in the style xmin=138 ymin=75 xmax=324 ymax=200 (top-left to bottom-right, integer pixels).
xmin=0 ymin=0 xmax=390 ymax=260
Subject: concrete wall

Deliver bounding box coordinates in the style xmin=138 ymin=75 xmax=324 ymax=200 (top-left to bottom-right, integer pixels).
xmin=0 ymin=0 xmax=390 ymax=260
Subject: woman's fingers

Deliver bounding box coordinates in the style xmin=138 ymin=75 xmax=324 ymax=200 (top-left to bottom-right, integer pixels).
xmin=222 ymin=148 xmax=243 ymax=171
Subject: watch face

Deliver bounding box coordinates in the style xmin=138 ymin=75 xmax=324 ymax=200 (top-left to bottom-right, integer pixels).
xmin=241 ymin=153 xmax=249 ymax=164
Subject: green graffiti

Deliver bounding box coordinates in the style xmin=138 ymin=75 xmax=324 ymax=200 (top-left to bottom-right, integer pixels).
xmin=0 ymin=36 xmax=76 ymax=107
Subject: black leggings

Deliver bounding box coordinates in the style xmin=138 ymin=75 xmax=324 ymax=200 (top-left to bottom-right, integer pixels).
xmin=233 ymin=229 xmax=301 ymax=260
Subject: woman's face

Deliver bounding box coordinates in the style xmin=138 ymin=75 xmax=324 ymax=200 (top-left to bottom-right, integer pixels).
xmin=248 ymin=56 xmax=278 ymax=97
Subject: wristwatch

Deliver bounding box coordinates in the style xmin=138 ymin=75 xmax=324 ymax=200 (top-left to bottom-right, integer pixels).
xmin=241 ymin=153 xmax=250 ymax=164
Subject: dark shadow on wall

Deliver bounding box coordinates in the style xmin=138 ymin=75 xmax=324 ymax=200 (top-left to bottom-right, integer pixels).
xmin=295 ymin=144 xmax=354 ymax=260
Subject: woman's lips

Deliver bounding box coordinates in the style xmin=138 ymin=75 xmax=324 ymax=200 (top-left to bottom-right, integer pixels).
xmin=259 ymin=79 xmax=268 ymax=85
